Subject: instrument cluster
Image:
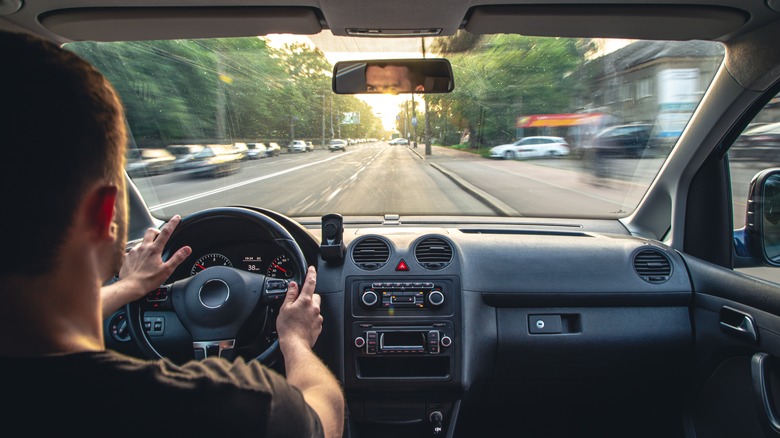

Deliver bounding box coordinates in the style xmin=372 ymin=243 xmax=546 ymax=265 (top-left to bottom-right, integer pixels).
xmin=186 ymin=244 xmax=297 ymax=280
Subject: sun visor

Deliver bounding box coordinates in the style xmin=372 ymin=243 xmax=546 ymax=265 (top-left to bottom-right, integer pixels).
xmin=465 ymin=5 xmax=748 ymax=40
xmin=39 ymin=7 xmax=323 ymax=41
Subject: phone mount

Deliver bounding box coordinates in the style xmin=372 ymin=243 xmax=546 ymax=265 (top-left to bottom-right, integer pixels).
xmin=321 ymin=213 xmax=346 ymax=264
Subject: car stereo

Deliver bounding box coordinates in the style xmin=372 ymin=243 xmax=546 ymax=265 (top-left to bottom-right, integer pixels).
xmin=351 ymin=280 xmax=453 ymax=316
xmin=352 ymin=322 xmax=454 ymax=355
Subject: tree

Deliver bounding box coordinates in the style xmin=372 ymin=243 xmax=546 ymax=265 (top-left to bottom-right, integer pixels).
xmin=423 ymin=33 xmax=592 ymax=148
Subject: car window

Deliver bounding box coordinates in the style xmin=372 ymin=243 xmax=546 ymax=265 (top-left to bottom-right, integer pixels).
xmin=66 ymin=33 xmax=723 ymax=220
xmin=730 ymin=90 xmax=780 ymax=284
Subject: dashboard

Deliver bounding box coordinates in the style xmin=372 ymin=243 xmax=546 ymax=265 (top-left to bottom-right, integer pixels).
xmin=104 ymin=210 xmax=695 ymax=437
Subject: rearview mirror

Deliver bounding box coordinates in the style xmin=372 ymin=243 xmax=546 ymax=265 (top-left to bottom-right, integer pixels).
xmin=332 ymin=59 xmax=454 ymax=94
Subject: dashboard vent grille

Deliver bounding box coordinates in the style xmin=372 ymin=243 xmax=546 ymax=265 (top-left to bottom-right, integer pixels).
xmin=633 ymin=249 xmax=672 ymax=283
xmin=415 ymin=237 xmax=453 ymax=270
xmin=352 ymin=237 xmax=390 ymax=270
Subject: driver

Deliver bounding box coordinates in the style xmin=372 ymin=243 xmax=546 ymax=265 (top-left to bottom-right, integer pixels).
xmin=365 ymin=63 xmax=425 ymax=93
xmin=0 ymin=30 xmax=344 ymax=437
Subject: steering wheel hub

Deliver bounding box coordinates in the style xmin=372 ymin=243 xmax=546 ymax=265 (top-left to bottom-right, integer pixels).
xmin=199 ymin=279 xmax=230 ymax=309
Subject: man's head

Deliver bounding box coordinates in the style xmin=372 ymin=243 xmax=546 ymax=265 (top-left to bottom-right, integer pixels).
xmin=0 ymin=31 xmax=128 ymax=279
xmin=365 ymin=64 xmax=425 ymax=94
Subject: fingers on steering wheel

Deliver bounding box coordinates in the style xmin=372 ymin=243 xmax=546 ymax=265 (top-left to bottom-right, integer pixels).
xmin=284 ymin=280 xmax=300 ymax=304
xmin=312 ymin=293 xmax=322 ymax=310
xmin=155 ymin=215 xmax=181 ymax=246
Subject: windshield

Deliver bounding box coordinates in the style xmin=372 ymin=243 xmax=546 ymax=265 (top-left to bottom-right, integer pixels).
xmin=65 ymin=31 xmax=724 ymax=221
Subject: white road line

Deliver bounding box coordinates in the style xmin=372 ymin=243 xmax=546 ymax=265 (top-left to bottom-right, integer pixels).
xmin=149 ymin=151 xmax=357 ymax=211
xmin=326 ymin=188 xmax=342 ymax=202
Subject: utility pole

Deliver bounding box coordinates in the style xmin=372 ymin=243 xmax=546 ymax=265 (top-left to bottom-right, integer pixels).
xmin=422 ymin=37 xmax=431 ymax=156
xmin=330 ymin=95 xmax=335 ymax=138
xmin=411 ymin=94 xmax=417 ymax=148
xmin=215 ymin=53 xmax=227 ymax=141
xmin=321 ymin=94 xmax=326 ymax=149
xmin=404 ymin=100 xmax=410 ymax=139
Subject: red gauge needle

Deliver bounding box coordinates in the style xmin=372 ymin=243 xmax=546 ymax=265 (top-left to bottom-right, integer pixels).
xmin=196 ymin=263 xmax=206 ymax=270
xmin=273 ymin=263 xmax=287 ymax=273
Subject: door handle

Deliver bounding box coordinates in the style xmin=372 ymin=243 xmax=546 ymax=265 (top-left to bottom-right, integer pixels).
xmin=720 ymin=306 xmax=759 ymax=344
xmin=752 ymin=353 xmax=780 ymax=436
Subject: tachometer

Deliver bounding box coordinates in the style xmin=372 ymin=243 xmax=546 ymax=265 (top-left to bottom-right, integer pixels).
xmin=267 ymin=254 xmax=295 ymax=279
xmin=191 ymin=253 xmax=233 ymax=275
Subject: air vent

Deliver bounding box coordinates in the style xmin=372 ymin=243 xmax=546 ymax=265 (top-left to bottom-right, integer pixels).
xmin=415 ymin=237 xmax=453 ymax=270
xmin=633 ymin=249 xmax=672 ymax=283
xmin=352 ymin=237 xmax=390 ymax=270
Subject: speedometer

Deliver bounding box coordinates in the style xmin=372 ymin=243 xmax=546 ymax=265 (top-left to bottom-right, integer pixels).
xmin=266 ymin=254 xmax=295 ymax=279
xmin=191 ymin=253 xmax=232 ymax=275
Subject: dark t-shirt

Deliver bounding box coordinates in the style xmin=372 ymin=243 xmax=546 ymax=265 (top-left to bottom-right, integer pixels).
xmin=0 ymin=349 xmax=324 ymax=437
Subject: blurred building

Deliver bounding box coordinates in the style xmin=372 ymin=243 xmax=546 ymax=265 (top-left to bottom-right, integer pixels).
xmin=571 ymin=40 xmax=725 ymax=138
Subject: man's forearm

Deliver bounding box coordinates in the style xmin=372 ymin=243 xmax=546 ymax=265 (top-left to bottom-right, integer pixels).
xmin=100 ymin=281 xmax=135 ymax=317
xmin=283 ymin=341 xmax=345 ymax=438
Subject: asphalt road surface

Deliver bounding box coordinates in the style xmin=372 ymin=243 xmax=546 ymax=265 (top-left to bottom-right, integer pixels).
xmin=131 ymin=141 xmax=780 ymax=282
xmin=135 ymin=142 xmax=494 ymax=219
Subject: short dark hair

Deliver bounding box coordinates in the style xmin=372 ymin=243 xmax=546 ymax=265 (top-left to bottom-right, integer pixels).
xmin=0 ymin=31 xmax=126 ymax=276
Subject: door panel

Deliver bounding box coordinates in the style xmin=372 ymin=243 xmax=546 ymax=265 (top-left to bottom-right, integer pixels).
xmin=685 ymin=254 xmax=780 ymax=437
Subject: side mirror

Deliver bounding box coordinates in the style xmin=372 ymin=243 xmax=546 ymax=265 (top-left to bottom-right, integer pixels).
xmin=738 ymin=168 xmax=780 ymax=266
xmin=332 ymin=59 xmax=454 ymax=94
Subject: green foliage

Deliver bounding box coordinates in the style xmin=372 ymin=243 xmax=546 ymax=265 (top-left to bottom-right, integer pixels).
xmin=66 ymin=37 xmax=386 ymax=146
xmin=425 ymin=34 xmax=591 ymax=148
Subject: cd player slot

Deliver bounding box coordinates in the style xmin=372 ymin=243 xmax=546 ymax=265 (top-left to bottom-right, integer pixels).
xmin=380 ymin=332 xmax=427 ymax=352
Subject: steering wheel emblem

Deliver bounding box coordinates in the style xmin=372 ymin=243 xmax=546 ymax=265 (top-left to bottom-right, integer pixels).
xmin=199 ymin=279 xmax=230 ymax=309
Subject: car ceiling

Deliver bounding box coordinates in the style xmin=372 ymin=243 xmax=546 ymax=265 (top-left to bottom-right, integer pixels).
xmin=0 ymin=0 xmax=778 ymax=45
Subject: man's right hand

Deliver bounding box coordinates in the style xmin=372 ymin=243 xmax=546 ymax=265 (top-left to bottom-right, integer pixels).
xmin=273 ymin=265 xmax=344 ymax=438
xmin=276 ymin=266 xmax=322 ymax=352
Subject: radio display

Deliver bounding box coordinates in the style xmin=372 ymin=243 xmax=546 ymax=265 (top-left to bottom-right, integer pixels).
xmin=380 ymin=331 xmax=426 ymax=350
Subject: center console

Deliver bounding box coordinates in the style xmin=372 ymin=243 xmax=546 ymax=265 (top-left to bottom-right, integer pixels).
xmin=344 ymin=276 xmax=462 ymax=438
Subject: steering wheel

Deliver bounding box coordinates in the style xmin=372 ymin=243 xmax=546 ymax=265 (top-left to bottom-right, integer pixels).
xmin=126 ymin=207 xmax=308 ymax=365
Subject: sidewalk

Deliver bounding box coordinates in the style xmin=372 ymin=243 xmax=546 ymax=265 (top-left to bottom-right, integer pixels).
xmin=405 ymin=145 xmax=519 ymax=216
xmin=405 ymin=144 xmax=650 ymax=216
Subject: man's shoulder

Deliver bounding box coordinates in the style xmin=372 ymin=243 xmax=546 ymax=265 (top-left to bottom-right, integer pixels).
xmin=0 ymin=350 xmax=324 ymax=435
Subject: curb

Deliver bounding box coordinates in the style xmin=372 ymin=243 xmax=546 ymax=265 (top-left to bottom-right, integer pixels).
xmin=407 ymin=146 xmax=426 ymax=160
xmin=428 ymin=162 xmax=520 ymax=217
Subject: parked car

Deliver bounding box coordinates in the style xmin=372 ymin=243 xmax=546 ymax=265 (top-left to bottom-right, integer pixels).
xmin=265 ymin=142 xmax=281 ymax=157
xmin=588 ymin=123 xmax=653 ymax=158
xmin=389 ymin=138 xmax=409 ymax=145
xmin=231 ymin=142 xmax=249 ymax=161
xmin=288 ymin=140 xmax=307 ymax=153
xmin=329 ymin=138 xmax=348 ymax=152
xmin=167 ymin=144 xmax=204 ymax=171
xmin=124 ymin=148 xmax=176 ymax=177
xmin=306 ymin=141 xmax=314 ymax=151
xmin=731 ymin=121 xmax=780 ymax=162
xmin=489 ymin=136 xmax=570 ymax=159
xmin=177 ymin=144 xmax=242 ymax=178
xmin=246 ymin=142 xmax=267 ymax=159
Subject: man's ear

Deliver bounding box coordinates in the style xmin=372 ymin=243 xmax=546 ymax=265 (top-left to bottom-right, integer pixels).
xmin=86 ymin=185 xmax=118 ymax=240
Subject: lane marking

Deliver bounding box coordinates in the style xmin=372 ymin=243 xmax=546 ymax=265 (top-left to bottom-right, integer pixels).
xmin=149 ymin=150 xmax=357 ymax=211
xmin=326 ymin=188 xmax=342 ymax=202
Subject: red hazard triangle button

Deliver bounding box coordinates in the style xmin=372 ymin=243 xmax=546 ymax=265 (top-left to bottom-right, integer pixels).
xmin=395 ymin=259 xmax=410 ymax=271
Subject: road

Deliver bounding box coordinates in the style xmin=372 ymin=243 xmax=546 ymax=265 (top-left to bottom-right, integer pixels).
xmin=134 ymin=143 xmax=493 ymax=219
xmin=135 ymin=141 xmax=766 ymax=223
xmin=132 ymin=141 xmax=780 ymax=282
